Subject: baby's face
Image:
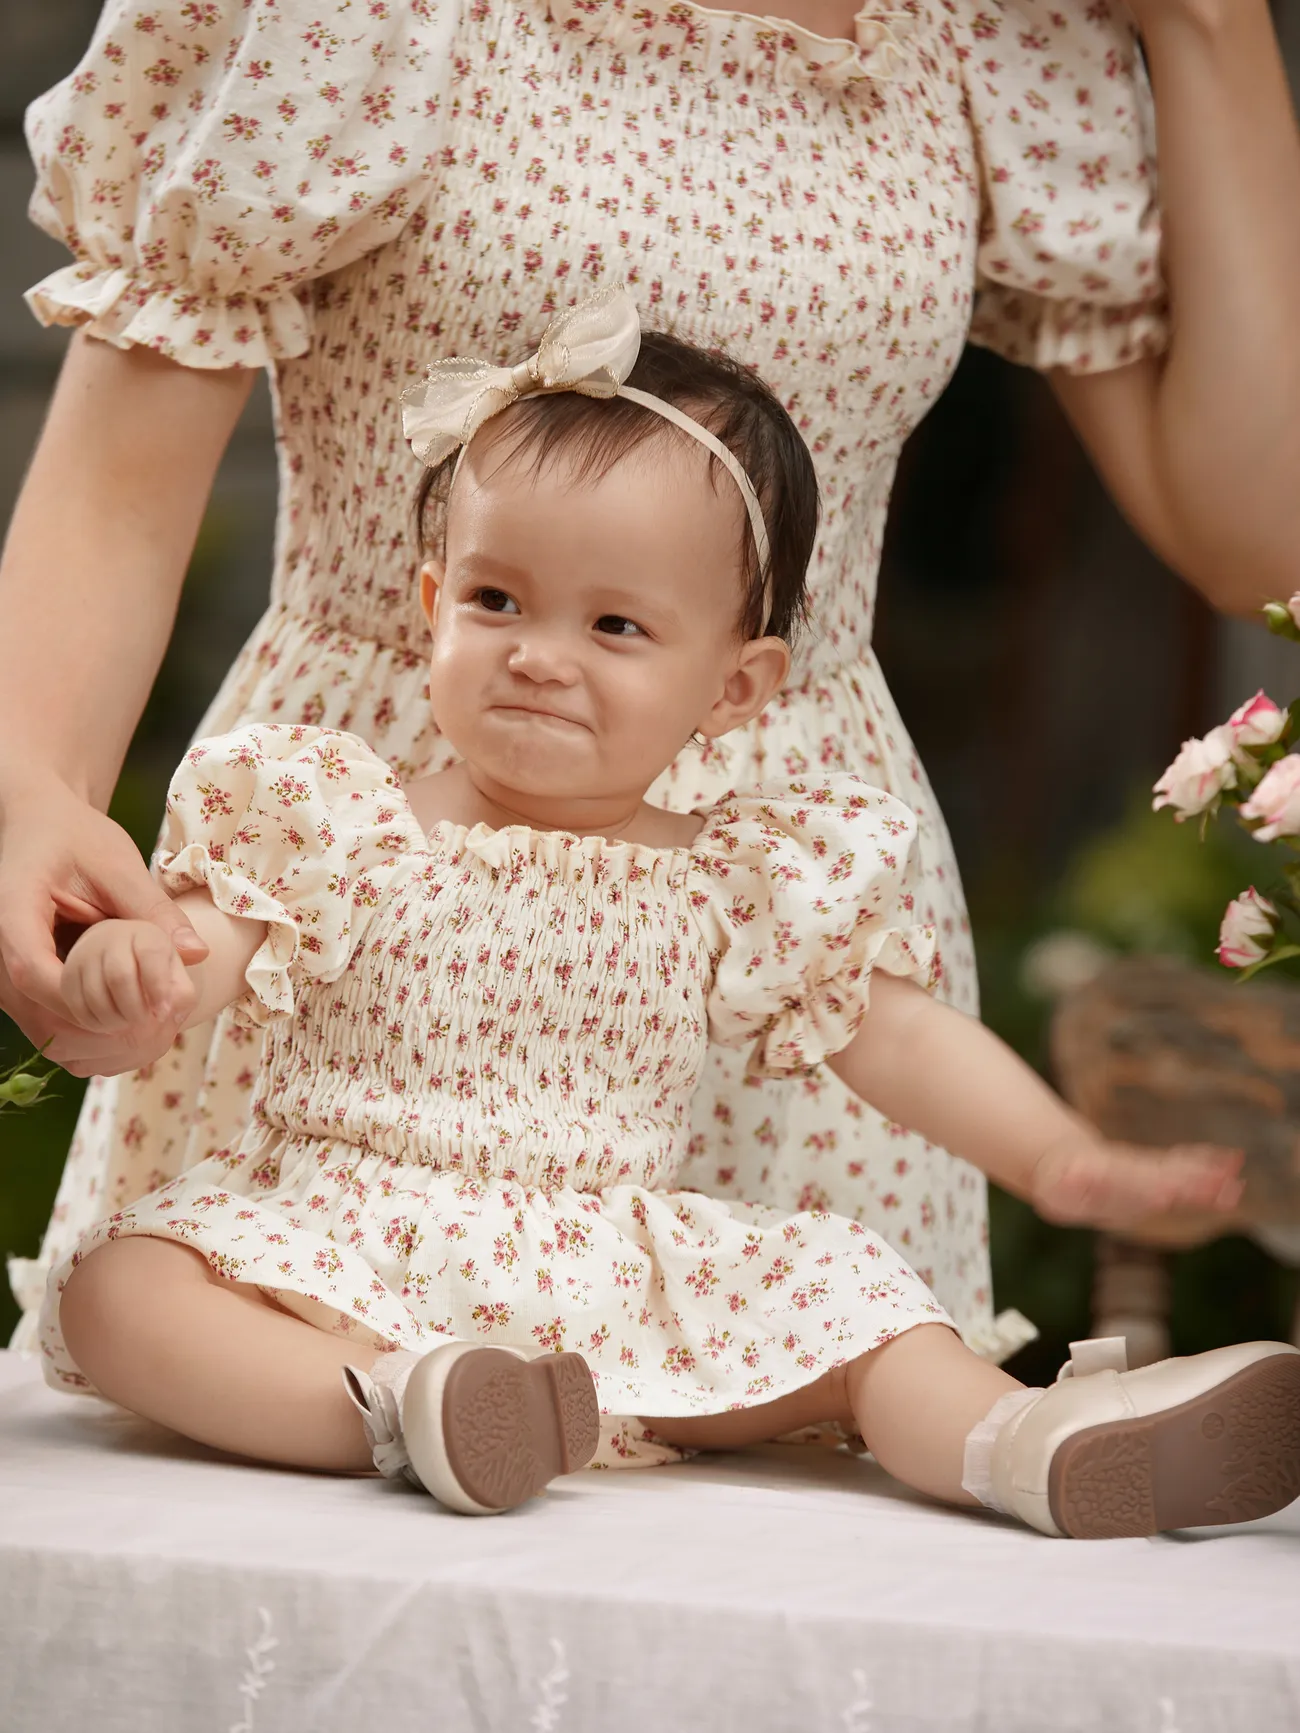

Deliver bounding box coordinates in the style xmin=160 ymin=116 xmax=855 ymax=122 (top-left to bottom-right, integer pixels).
xmin=422 ymin=427 xmax=785 ymax=809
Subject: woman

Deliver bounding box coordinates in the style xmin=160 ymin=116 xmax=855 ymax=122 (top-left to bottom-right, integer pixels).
xmin=2 ymin=0 xmax=1298 ymax=1359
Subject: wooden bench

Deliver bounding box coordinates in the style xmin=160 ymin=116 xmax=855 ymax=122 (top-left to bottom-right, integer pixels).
xmin=1051 ymin=954 xmax=1300 ymax=1362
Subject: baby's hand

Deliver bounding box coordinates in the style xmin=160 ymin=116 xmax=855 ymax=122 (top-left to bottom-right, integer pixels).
xmin=62 ymin=919 xmax=198 ymax=1039
xmin=1030 ymin=1133 xmax=1244 ymax=1232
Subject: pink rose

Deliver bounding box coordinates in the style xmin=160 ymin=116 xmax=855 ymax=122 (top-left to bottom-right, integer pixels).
xmin=1240 ymin=754 xmax=1300 ymax=841
xmin=1223 ymin=690 xmax=1287 ymax=754
xmin=1152 ymin=730 xmax=1236 ymax=819
xmin=1217 ymin=888 xmax=1277 ymax=969
xmin=1288 ymin=593 xmax=1300 ymax=632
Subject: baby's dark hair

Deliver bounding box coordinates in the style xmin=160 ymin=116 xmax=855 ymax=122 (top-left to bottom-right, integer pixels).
xmin=414 ymin=328 xmax=818 ymax=643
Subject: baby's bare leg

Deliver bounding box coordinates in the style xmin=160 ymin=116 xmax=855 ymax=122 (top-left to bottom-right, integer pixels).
xmin=60 ymin=1236 xmax=381 ymax=1472
xmin=646 ymin=1324 xmax=1023 ymax=1507
xmin=643 ymin=1365 xmax=855 ymax=1452
xmin=844 ymin=1323 xmax=1023 ymax=1504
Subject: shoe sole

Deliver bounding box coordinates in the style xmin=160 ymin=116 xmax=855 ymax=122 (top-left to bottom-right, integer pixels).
xmin=1047 ymin=1352 xmax=1300 ymax=1539
xmin=440 ymin=1349 xmax=600 ymax=1513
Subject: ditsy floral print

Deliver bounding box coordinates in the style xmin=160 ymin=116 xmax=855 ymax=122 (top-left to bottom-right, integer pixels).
xmin=39 ymin=726 xmax=951 ymax=1464
xmin=12 ymin=0 xmax=1164 ymax=1361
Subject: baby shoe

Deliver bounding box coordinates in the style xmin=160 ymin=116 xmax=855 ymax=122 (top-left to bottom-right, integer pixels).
xmin=972 ymin=1337 xmax=1300 ymax=1538
xmin=344 ymin=1340 xmax=600 ymax=1515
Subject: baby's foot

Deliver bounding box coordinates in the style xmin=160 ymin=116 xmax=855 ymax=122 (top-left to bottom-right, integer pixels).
xmin=346 ymin=1342 xmax=600 ymax=1514
xmin=983 ymin=1339 xmax=1300 ymax=1538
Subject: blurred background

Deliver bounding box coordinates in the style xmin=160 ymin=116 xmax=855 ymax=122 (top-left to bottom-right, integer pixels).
xmin=3 ymin=2 xmax=1300 ymax=1382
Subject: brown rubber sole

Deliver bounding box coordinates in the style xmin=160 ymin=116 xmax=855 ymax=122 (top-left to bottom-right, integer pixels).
xmin=440 ymin=1349 xmax=600 ymax=1512
xmin=1047 ymin=1352 xmax=1300 ymax=1539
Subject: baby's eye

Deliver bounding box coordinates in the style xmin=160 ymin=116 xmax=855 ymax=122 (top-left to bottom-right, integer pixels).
xmin=475 ymin=588 xmax=519 ymax=615
xmin=594 ymin=615 xmax=644 ymax=638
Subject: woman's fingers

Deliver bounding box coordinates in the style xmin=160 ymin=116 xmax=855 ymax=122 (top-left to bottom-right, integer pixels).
xmin=0 ymin=896 xmax=67 ymax=1020
xmin=123 ymin=924 xmax=188 ymax=1023
xmin=89 ymin=847 xmax=209 ymax=967
xmin=47 ymin=1020 xmax=178 ymax=1079
xmin=0 ymin=792 xmax=211 ymax=1032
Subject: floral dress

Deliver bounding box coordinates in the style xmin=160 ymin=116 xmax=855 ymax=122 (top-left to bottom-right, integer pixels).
xmin=11 ymin=0 xmax=1165 ymax=1359
xmin=39 ymin=725 xmax=951 ymax=1464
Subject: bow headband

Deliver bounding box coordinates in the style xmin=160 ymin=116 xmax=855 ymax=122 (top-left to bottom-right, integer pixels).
xmin=401 ymin=283 xmax=774 ymax=631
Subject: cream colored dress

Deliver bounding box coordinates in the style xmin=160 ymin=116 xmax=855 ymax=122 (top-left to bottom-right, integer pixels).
xmin=11 ymin=0 xmax=1166 ymax=1358
xmin=39 ymin=725 xmax=952 ymax=1464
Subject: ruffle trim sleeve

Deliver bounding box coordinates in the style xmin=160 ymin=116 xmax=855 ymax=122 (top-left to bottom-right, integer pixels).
xmin=154 ymin=840 xmax=307 ymax=1028
xmin=23 ymin=0 xmax=458 ymax=367
xmin=152 ymin=723 xmax=424 ymax=1026
xmin=26 ymin=263 xmax=314 ymax=370
xmin=688 ymin=777 xmax=939 ymax=1076
xmin=959 ymin=0 xmax=1169 ymax=376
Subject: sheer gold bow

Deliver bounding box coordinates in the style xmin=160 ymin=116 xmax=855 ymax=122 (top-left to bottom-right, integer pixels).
xmin=401 ymin=282 xmax=641 ymax=468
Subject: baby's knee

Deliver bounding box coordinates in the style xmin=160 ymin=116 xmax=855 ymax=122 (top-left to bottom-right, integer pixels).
xmin=60 ymin=1235 xmax=203 ymax=1360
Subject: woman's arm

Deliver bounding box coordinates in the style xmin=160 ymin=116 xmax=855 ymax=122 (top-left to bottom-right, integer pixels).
xmin=0 ymin=333 xmax=255 ymax=1025
xmin=826 ymin=972 xmax=1243 ymax=1229
xmin=1052 ymin=0 xmax=1300 ymax=614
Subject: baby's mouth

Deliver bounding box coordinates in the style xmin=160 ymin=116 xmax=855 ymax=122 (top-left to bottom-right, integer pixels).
xmin=491 ymin=703 xmax=590 ymax=732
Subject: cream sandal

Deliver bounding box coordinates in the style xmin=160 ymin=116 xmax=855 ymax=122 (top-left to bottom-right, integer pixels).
xmin=345 ymin=1341 xmax=600 ymax=1515
xmin=977 ymin=1337 xmax=1300 ymax=1539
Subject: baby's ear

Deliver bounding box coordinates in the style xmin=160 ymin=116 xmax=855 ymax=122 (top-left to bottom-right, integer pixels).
xmin=698 ymin=637 xmax=791 ymax=740
xmin=419 ymin=559 xmax=445 ymax=629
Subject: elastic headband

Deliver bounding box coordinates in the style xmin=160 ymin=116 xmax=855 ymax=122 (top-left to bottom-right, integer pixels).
xmin=401 ymin=282 xmax=774 ymax=631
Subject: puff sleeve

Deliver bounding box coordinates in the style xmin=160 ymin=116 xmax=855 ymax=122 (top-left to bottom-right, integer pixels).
xmin=688 ymin=778 xmax=938 ymax=1076
xmin=152 ymin=723 xmax=425 ymax=1024
xmin=24 ymin=0 xmax=457 ymax=367
xmin=959 ymin=0 xmax=1168 ymax=374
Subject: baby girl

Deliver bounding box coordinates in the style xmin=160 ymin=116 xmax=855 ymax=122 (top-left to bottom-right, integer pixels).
xmin=45 ymin=285 xmax=1300 ymax=1537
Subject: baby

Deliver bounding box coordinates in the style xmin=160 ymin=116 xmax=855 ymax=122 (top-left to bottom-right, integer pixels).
xmin=47 ymin=285 xmax=1300 ymax=1537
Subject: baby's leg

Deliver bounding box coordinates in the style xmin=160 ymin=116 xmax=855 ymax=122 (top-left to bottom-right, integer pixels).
xmin=646 ymin=1324 xmax=1018 ymax=1507
xmin=841 ymin=1324 xmax=1022 ymax=1504
xmin=60 ymin=1236 xmax=381 ymax=1472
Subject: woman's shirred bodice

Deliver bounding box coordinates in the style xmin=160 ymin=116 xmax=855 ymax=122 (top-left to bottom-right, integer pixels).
xmin=27 ymin=0 xmax=1167 ymax=681
xmin=276 ymin=0 xmax=980 ymax=672
xmin=154 ymin=727 xmax=936 ymax=1194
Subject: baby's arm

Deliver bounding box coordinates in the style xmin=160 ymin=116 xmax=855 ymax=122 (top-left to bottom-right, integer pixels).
xmin=61 ymin=890 xmax=267 ymax=1066
xmin=828 ymin=972 xmax=1243 ymax=1231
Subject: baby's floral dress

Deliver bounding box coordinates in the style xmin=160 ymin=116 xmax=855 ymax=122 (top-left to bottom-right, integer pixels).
xmin=13 ymin=0 xmax=1164 ymax=1358
xmin=39 ymin=725 xmax=952 ymax=1464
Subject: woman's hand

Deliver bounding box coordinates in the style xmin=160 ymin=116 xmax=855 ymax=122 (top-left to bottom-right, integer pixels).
xmin=1030 ymin=1133 xmax=1244 ymax=1232
xmin=0 ymin=771 xmax=208 ymax=1045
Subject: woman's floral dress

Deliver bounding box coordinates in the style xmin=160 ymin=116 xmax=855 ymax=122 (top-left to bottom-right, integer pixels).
xmin=11 ymin=0 xmax=1166 ymax=1360
xmin=39 ymin=725 xmax=952 ymax=1464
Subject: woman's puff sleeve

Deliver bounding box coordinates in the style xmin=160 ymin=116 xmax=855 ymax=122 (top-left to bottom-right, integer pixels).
xmin=688 ymin=777 xmax=939 ymax=1076
xmin=153 ymin=723 xmax=425 ymax=1025
xmin=958 ymin=0 xmax=1168 ymax=373
xmin=24 ymin=0 xmax=458 ymax=367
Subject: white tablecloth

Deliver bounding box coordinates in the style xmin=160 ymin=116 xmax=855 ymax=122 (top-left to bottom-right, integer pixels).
xmin=2 ymin=1349 xmax=1299 ymax=1732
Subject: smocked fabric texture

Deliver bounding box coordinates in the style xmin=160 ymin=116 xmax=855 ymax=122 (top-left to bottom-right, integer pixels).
xmin=11 ymin=0 xmax=1166 ymax=1359
xmin=38 ymin=726 xmax=953 ymax=1465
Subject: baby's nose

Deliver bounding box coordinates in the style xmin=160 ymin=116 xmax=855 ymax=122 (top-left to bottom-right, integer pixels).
xmin=506 ymin=629 xmax=580 ymax=682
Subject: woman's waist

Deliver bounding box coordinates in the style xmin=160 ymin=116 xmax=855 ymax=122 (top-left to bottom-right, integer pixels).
xmin=209 ymin=603 xmax=916 ymax=796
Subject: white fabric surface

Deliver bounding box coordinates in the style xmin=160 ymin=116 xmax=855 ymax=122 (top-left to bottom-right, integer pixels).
xmin=2 ymin=1349 xmax=1299 ymax=1733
